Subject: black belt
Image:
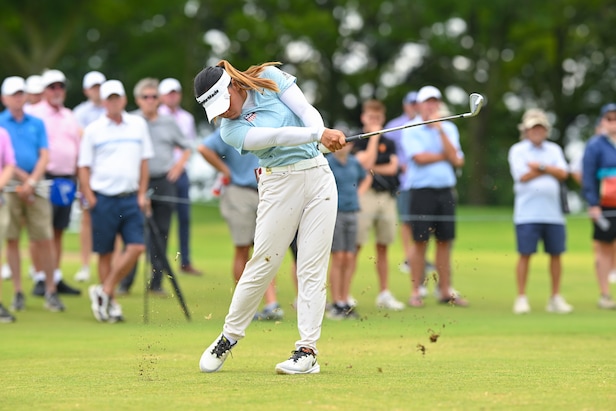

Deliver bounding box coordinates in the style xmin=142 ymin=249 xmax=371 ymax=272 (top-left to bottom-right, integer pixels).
xmin=95 ymin=191 xmax=136 ymax=198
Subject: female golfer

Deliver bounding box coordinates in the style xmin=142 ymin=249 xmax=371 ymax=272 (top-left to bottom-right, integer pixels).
xmin=195 ymin=61 xmax=346 ymax=374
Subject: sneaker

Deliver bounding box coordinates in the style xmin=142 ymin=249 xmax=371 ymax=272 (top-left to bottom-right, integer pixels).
xmin=325 ymin=304 xmax=346 ymax=320
xmin=398 ymin=260 xmax=410 ymax=274
xmin=376 ymin=290 xmax=405 ymax=311
xmin=434 ymin=287 xmax=460 ymax=300
xmin=11 ymin=292 xmax=25 ymax=311
xmin=609 ymin=270 xmax=616 ymax=284
xmin=88 ymin=285 xmax=110 ymax=322
xmin=275 ymin=347 xmax=320 ymax=374
xmin=1 ymin=263 xmax=11 ymax=280
xmin=253 ymin=303 xmax=284 ymax=321
xmin=598 ymin=295 xmax=616 ymax=310
xmin=424 ymin=261 xmax=437 ymax=274
xmin=0 ymin=303 xmax=15 ymax=323
xmin=341 ymin=304 xmax=359 ymax=319
xmin=56 ymin=279 xmax=81 ymax=295
xmin=74 ymin=268 xmax=90 ymax=283
xmin=439 ymin=294 xmax=469 ymax=307
xmin=346 ymin=295 xmax=357 ymax=308
xmin=44 ymin=292 xmax=65 ymax=312
xmin=32 ymin=281 xmax=45 ymax=297
xmin=418 ymin=286 xmax=429 ymax=298
xmin=199 ymin=333 xmax=236 ymax=373
xmin=546 ymin=295 xmax=573 ymax=314
xmin=181 ymin=264 xmax=203 ymax=276
xmin=513 ymin=295 xmax=531 ymax=314
xmin=108 ymin=300 xmax=124 ymax=323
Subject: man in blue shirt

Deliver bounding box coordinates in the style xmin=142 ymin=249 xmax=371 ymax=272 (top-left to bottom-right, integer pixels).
xmin=401 ymin=86 xmax=467 ymax=307
xmin=0 ymin=76 xmax=64 ymax=312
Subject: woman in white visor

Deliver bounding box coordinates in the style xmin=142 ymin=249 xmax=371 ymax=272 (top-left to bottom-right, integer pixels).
xmin=194 ymin=60 xmax=346 ymax=375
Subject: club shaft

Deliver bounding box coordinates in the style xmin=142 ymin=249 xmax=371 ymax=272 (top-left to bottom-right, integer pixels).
xmin=345 ymin=112 xmax=468 ymax=142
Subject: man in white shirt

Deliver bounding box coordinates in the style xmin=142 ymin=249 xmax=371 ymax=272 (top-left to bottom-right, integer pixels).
xmin=78 ymin=79 xmax=154 ymax=323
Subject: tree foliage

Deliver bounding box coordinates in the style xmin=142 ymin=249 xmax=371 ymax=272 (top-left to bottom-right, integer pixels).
xmin=1 ymin=0 xmax=615 ymax=205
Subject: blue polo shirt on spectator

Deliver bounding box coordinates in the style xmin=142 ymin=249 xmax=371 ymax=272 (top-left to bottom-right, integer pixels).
xmin=203 ymin=128 xmax=259 ymax=189
xmin=0 ymin=110 xmax=48 ymax=173
xmin=326 ymin=153 xmax=365 ymax=212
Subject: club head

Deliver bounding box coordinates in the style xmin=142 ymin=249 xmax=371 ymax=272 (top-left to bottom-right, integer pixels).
xmin=464 ymin=93 xmax=484 ymax=117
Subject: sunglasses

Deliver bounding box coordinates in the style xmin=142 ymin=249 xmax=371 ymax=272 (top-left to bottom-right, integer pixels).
xmin=47 ymin=83 xmax=65 ymax=90
xmin=140 ymin=94 xmax=158 ymax=100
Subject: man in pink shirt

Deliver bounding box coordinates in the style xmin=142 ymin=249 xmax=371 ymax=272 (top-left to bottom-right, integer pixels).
xmin=27 ymin=69 xmax=81 ymax=296
xmin=0 ymin=126 xmax=16 ymax=322
xmin=158 ymin=78 xmax=202 ymax=276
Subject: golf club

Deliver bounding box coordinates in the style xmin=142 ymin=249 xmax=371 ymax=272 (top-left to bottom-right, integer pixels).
xmin=344 ymin=92 xmax=484 ymax=143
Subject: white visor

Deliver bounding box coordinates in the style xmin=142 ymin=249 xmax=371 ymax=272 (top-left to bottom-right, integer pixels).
xmin=196 ymin=70 xmax=231 ymax=122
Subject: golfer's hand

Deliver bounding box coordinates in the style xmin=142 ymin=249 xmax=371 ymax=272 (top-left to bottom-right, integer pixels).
xmin=320 ymin=128 xmax=347 ymax=152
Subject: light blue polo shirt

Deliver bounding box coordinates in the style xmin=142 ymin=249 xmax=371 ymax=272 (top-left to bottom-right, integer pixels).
xmin=401 ymin=121 xmax=462 ymax=189
xmin=203 ymin=128 xmax=259 ymax=189
xmin=0 ymin=110 xmax=48 ymax=173
xmin=220 ymin=66 xmax=319 ymax=168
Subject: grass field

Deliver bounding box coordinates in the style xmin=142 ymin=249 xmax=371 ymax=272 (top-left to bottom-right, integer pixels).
xmin=2 ymin=204 xmax=615 ymax=411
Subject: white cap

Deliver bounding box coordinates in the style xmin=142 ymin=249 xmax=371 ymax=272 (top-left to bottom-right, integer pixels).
xmin=25 ymin=75 xmax=44 ymax=94
xmin=196 ymin=70 xmax=231 ymax=123
xmin=159 ymin=78 xmax=182 ymax=95
xmin=1 ymin=76 xmax=26 ymax=95
xmin=41 ymin=69 xmax=67 ymax=88
xmin=83 ymin=71 xmax=106 ymax=89
xmin=416 ymin=85 xmax=442 ymax=103
xmin=100 ymin=79 xmax=126 ymax=100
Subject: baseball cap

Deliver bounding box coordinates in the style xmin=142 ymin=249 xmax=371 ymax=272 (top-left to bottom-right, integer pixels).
xmin=600 ymin=103 xmax=616 ymax=117
xmin=519 ymin=108 xmax=550 ymax=130
xmin=403 ymin=91 xmax=418 ymax=104
xmin=159 ymin=78 xmax=182 ymax=95
xmin=25 ymin=75 xmax=44 ymax=94
xmin=83 ymin=71 xmax=106 ymax=89
xmin=100 ymin=80 xmax=126 ymax=100
xmin=196 ymin=69 xmax=231 ymax=123
xmin=416 ymin=85 xmax=442 ymax=103
xmin=41 ymin=69 xmax=66 ymax=88
xmin=1 ymin=76 xmax=26 ymax=95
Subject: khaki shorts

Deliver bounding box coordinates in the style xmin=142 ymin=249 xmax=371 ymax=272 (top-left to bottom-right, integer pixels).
xmin=357 ymin=188 xmax=397 ymax=246
xmin=0 ymin=200 xmax=9 ymax=244
xmin=6 ymin=192 xmax=53 ymax=241
xmin=220 ymin=185 xmax=259 ymax=246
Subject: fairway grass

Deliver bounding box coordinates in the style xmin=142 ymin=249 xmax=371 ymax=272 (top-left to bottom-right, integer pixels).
xmin=1 ymin=205 xmax=615 ymax=410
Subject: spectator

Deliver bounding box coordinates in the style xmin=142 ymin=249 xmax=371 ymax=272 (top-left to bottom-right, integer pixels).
xmin=508 ymin=108 xmax=573 ymax=314
xmin=198 ymin=128 xmax=284 ymax=321
xmin=352 ymin=99 xmax=405 ymax=311
xmin=79 ymin=80 xmax=153 ymax=322
xmin=326 ymin=141 xmax=366 ymax=319
xmin=194 ymin=60 xmax=345 ymax=374
xmin=72 ymin=70 xmax=107 ymax=283
xmin=158 ymin=78 xmax=202 ymax=276
xmin=401 ymin=85 xmax=467 ymax=307
xmin=119 ymin=78 xmax=191 ymax=295
xmin=24 ymin=75 xmax=44 ymax=106
xmin=0 ymin=126 xmax=16 ymax=322
xmin=581 ymin=103 xmax=616 ymax=309
xmin=27 ymin=69 xmax=82 ymax=297
xmin=0 ymin=76 xmax=65 ymax=312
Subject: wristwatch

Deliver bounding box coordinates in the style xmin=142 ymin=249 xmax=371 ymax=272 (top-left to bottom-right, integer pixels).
xmin=538 ymin=164 xmax=546 ymax=172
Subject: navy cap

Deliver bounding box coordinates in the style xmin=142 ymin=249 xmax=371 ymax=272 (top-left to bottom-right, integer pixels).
xmin=600 ymin=103 xmax=616 ymax=117
xmin=403 ymin=91 xmax=418 ymax=104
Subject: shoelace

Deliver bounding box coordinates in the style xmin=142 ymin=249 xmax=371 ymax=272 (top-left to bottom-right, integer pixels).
xmin=289 ymin=347 xmax=315 ymax=363
xmin=211 ymin=336 xmax=234 ymax=358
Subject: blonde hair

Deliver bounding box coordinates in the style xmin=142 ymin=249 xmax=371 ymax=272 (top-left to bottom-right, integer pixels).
xmin=216 ymin=60 xmax=280 ymax=94
xmin=133 ymin=77 xmax=159 ymax=98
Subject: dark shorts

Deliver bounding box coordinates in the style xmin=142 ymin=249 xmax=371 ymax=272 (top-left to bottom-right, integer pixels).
xmin=331 ymin=211 xmax=358 ymax=252
xmin=409 ymin=188 xmax=456 ymax=242
xmin=396 ymin=189 xmax=412 ymax=223
xmin=593 ymin=207 xmax=616 ymax=243
xmin=90 ymin=192 xmax=144 ymax=254
xmin=515 ymin=223 xmax=566 ymax=255
xmin=47 ymin=175 xmax=76 ymax=230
